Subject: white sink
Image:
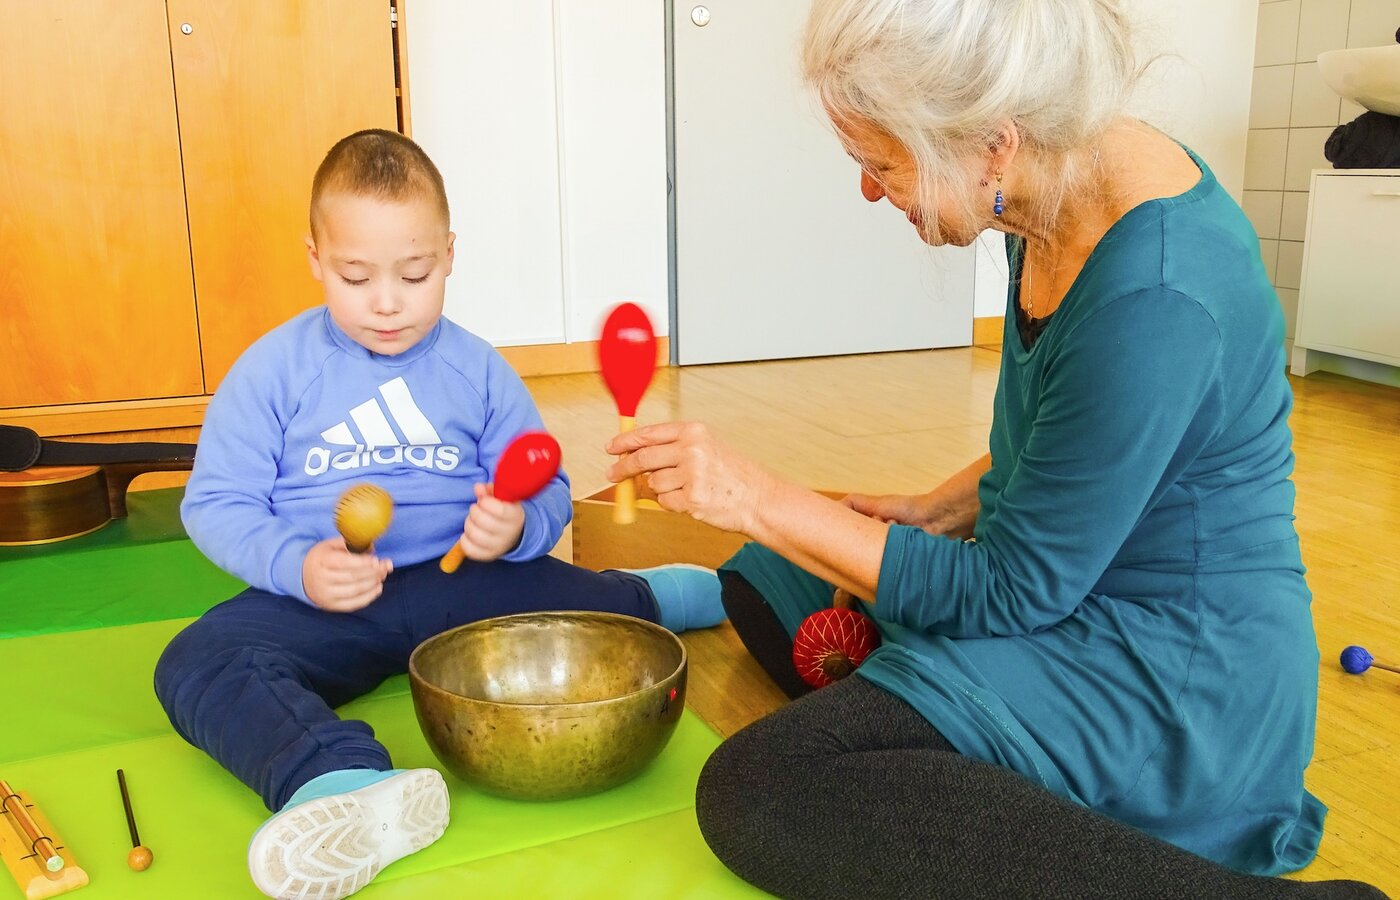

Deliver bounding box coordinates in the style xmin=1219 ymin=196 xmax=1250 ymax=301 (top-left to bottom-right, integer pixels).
xmin=1318 ymin=44 xmax=1400 ymax=117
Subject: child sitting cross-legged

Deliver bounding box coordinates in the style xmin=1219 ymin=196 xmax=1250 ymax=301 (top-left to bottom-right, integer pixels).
xmin=154 ymin=129 xmax=724 ymax=900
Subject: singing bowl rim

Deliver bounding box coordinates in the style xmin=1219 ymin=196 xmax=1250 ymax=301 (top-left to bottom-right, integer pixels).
xmin=407 ymin=611 xmax=687 ymax=710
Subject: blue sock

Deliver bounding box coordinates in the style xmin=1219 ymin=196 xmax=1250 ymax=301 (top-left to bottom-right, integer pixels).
xmin=627 ymin=564 xmax=726 ymax=633
xmin=281 ymin=768 xmax=402 ymax=811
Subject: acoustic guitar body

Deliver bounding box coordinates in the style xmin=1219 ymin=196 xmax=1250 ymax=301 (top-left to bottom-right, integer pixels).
xmin=0 ymin=461 xmax=193 ymax=546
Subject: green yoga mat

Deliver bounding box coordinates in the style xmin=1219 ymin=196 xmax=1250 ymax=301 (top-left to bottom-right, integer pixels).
xmin=0 ymin=489 xmax=241 ymax=639
xmin=1 ymin=619 xmax=763 ymax=899
xmin=4 ymin=712 xmax=754 ymax=898
xmin=0 ymin=491 xmax=765 ymax=898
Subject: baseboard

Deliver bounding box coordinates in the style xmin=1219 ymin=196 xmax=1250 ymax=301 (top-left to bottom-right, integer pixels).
xmin=972 ymin=316 xmax=1003 ymax=348
xmin=497 ymin=337 xmax=671 ymax=378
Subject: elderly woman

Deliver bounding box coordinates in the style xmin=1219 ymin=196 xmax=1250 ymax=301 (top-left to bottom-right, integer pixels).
xmin=609 ymin=1 xmax=1391 ymax=898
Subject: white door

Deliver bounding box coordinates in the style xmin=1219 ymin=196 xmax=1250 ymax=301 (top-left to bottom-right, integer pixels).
xmin=671 ymin=0 xmax=974 ymax=365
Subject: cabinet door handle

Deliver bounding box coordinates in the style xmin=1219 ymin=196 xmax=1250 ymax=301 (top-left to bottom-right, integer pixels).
xmin=1372 ymin=191 xmax=1400 ymax=198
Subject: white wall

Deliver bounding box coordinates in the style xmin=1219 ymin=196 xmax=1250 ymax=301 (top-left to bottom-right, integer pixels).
xmin=974 ymin=0 xmax=1259 ymax=318
xmin=405 ymin=1 xmax=668 ymax=346
xmin=409 ymin=2 xmax=1260 ymax=337
xmin=973 ymin=235 xmax=1011 ymax=319
xmin=553 ymin=1 xmax=669 ymax=342
xmin=1127 ymin=0 xmax=1258 ymax=199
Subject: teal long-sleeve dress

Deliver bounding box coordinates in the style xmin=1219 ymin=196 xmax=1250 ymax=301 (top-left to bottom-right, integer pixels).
xmin=721 ymin=151 xmax=1325 ymax=875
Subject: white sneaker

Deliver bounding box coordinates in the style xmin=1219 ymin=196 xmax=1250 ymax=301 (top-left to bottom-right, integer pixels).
xmin=248 ymin=768 xmax=449 ymax=899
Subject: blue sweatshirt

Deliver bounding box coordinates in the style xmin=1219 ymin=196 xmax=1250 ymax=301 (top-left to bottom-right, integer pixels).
xmin=182 ymin=308 xmax=571 ymax=603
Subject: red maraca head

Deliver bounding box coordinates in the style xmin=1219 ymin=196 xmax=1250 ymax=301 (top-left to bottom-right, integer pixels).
xmin=494 ymin=431 xmax=562 ymax=502
xmin=598 ymin=302 xmax=657 ymax=417
xmin=792 ymin=607 xmax=881 ymax=689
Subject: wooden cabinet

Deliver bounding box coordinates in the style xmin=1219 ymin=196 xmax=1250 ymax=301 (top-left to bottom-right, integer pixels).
xmin=1 ymin=0 xmax=397 ymax=411
xmin=1292 ymin=170 xmax=1400 ymax=375
xmin=2 ymin=1 xmax=204 ymax=408
xmin=169 ymin=1 xmax=398 ymax=389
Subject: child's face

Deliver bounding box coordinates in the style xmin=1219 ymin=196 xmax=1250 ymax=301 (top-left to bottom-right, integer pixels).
xmin=307 ymin=192 xmax=455 ymax=356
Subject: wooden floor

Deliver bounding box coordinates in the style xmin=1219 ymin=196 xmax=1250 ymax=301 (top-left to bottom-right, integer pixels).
xmin=527 ymin=346 xmax=1400 ymax=893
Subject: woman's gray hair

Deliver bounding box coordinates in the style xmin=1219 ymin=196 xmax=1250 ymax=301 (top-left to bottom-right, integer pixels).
xmin=802 ymin=0 xmax=1142 ymax=231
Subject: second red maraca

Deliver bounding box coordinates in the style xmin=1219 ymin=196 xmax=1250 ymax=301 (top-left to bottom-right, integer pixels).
xmin=440 ymin=430 xmax=561 ymax=573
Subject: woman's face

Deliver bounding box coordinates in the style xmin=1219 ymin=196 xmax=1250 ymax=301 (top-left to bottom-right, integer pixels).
xmin=835 ymin=115 xmax=986 ymax=248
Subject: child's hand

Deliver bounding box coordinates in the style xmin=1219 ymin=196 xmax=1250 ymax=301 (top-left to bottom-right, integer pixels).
xmin=302 ymin=537 xmax=393 ymax=612
xmin=456 ymin=482 xmax=526 ymax=562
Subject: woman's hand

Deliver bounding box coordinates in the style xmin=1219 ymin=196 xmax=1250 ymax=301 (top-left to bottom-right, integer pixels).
xmin=456 ymin=482 xmax=526 ymax=562
xmin=842 ymin=492 xmax=930 ymax=527
xmin=844 ymin=453 xmax=990 ymax=541
xmin=303 ymin=537 xmax=393 ymax=612
xmin=842 ymin=491 xmax=965 ymax=536
xmin=606 ymin=422 xmax=773 ymax=535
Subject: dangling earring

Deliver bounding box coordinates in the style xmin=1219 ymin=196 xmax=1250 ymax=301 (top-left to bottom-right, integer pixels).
xmin=993 ymin=172 xmax=1005 ymax=218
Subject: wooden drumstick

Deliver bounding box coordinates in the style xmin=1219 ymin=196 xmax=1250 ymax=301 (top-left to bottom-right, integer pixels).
xmin=334 ymin=484 xmax=393 ymax=554
xmin=598 ymin=303 xmax=657 ymax=525
xmin=116 ymin=769 xmax=152 ymax=871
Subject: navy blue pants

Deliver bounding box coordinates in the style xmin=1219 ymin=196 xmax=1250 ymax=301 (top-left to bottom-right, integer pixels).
xmin=154 ymin=556 xmax=657 ymax=811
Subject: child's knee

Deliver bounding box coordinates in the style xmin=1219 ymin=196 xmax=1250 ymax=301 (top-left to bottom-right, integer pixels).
xmin=154 ymin=628 xmax=265 ymax=713
xmin=153 ymin=625 xmax=209 ymax=704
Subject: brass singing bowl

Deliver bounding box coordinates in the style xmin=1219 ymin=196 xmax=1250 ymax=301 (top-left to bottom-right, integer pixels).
xmin=408 ymin=612 xmax=688 ymax=801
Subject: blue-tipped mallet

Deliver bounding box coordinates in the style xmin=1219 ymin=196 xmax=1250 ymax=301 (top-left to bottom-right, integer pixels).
xmin=1340 ymin=645 xmax=1400 ymax=676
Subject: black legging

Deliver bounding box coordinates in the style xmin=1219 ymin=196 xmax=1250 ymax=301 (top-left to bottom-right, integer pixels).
xmin=697 ymin=572 xmax=1389 ymax=900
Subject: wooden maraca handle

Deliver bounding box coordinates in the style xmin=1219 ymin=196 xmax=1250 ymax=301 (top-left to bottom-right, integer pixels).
xmin=613 ymin=415 xmax=637 ymax=525
xmin=832 ymin=587 xmax=858 ymax=610
xmin=439 ymin=542 xmax=467 ymax=574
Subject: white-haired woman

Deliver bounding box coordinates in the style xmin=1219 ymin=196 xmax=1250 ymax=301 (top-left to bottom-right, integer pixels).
xmin=611 ymin=0 xmax=1388 ymax=897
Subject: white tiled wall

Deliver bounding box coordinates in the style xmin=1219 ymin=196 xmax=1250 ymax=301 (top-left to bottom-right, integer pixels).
xmin=1244 ymin=0 xmax=1399 ymax=339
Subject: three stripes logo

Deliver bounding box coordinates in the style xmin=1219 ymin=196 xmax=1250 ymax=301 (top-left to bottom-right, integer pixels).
xmin=303 ymin=377 xmax=461 ymax=476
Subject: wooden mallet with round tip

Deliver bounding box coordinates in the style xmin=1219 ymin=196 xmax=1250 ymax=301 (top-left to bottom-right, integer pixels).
xmin=334 ymin=484 xmax=394 ymax=553
xmin=116 ymin=769 xmax=152 ymax=872
xmin=1341 ymin=644 xmax=1400 ymax=676
xmin=792 ymin=588 xmax=882 ymax=689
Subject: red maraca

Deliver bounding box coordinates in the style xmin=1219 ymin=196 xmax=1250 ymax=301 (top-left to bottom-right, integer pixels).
xmin=792 ymin=589 xmax=881 ymax=689
xmin=598 ymin=302 xmax=658 ymax=525
xmin=440 ymin=430 xmax=562 ymax=573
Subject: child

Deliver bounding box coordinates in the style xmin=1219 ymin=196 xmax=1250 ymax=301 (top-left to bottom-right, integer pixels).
xmin=154 ymin=129 xmax=724 ymax=900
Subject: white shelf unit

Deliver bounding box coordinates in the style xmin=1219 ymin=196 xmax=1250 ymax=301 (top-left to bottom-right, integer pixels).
xmin=1291 ymin=169 xmax=1400 ymax=376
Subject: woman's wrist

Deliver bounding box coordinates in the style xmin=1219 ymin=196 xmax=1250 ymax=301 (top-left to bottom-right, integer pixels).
xmin=743 ymin=466 xmax=785 ymax=542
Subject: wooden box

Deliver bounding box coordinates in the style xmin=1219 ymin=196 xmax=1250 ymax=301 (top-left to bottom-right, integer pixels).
xmin=572 ymin=484 xmax=846 ymax=571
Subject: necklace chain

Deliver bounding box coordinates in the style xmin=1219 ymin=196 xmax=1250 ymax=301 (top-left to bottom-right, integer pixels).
xmin=1023 ymin=248 xmax=1066 ymax=321
xmin=1023 ymin=252 xmax=1040 ymax=320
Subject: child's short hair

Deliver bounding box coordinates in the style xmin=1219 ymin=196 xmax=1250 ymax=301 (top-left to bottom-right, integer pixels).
xmin=310 ymin=129 xmax=450 ymax=237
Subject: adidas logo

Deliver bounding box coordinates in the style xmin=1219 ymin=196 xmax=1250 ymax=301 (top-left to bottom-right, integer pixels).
xmin=304 ymin=377 xmax=462 ymax=476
